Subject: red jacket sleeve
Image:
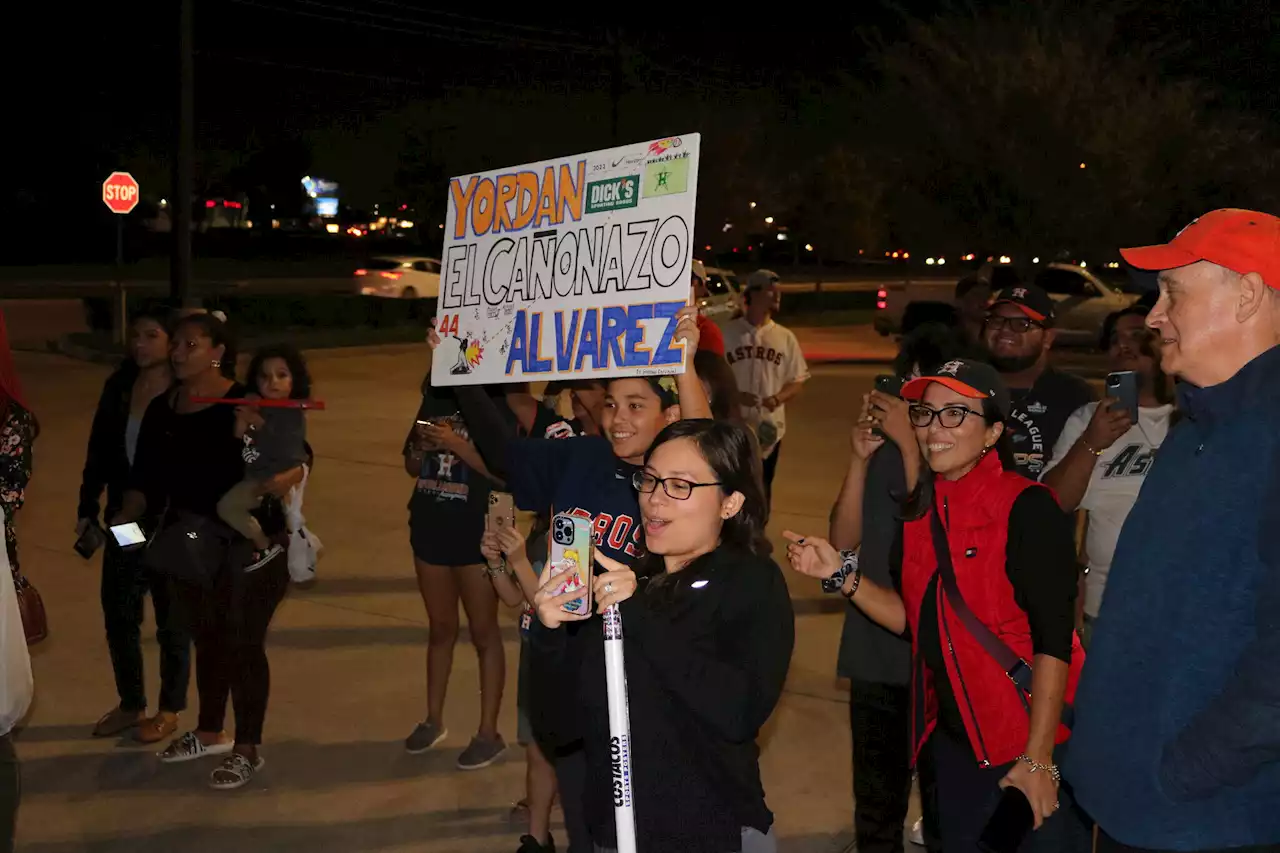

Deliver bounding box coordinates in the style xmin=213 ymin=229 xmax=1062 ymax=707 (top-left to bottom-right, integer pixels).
xmin=695 ymin=314 xmax=725 ymax=357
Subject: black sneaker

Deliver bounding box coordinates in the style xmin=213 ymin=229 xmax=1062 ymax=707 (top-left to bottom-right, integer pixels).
xmin=456 ymin=734 xmax=507 ymax=770
xmin=245 ymin=544 xmax=284 ymax=572
xmin=516 ymin=834 xmax=555 ymax=853
xmin=405 ymin=720 xmax=448 ymax=754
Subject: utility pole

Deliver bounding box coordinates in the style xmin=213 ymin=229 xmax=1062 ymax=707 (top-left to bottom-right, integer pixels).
xmin=609 ymin=27 xmax=622 ymax=145
xmin=172 ymin=0 xmax=194 ymax=305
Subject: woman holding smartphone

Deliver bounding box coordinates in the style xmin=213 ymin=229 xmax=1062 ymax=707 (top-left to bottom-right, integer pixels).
xmin=434 ymin=306 xmax=709 ymax=853
xmin=402 ymin=379 xmax=509 ymax=771
xmin=116 ymin=312 xmax=299 ymax=790
xmin=533 ymin=419 xmax=794 ymax=853
xmin=787 ymin=359 xmax=1088 ymax=853
xmin=76 ymin=307 xmax=192 ymax=743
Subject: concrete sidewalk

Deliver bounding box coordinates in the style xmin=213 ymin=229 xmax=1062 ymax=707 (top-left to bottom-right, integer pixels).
xmin=12 ymin=346 xmax=886 ymax=853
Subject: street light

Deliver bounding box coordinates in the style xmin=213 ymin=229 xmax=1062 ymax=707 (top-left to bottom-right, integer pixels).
xmin=1079 ymin=162 xmax=1087 ymax=169
xmin=764 ymin=216 xmax=774 ymax=224
xmin=749 ymin=201 xmax=757 ymax=209
xmin=804 ymin=244 xmax=813 ymax=252
xmin=926 ymin=258 xmax=936 ymax=265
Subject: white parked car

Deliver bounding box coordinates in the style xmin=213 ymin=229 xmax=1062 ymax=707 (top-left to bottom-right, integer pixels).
xmin=354 ymin=256 xmax=441 ymax=299
xmin=874 ymin=262 xmax=1138 ymax=347
xmin=1032 ymin=263 xmax=1140 ymax=347
xmin=696 ymin=266 xmax=743 ymax=323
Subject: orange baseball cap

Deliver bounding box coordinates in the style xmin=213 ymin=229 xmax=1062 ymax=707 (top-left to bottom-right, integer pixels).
xmin=1120 ymin=209 xmax=1280 ymax=287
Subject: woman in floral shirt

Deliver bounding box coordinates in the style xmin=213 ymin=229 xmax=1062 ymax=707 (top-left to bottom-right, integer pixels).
xmin=0 ymin=314 xmax=35 ymax=582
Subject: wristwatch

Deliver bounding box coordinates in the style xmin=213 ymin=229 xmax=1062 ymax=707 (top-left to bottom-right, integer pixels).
xmin=822 ymin=550 xmax=860 ymax=593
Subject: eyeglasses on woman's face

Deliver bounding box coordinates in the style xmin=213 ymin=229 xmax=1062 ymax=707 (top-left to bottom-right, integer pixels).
xmin=632 ymin=471 xmax=721 ymax=500
xmin=909 ymin=404 xmax=983 ymax=429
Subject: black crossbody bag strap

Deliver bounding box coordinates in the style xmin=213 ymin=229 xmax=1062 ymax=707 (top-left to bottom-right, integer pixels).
xmin=929 ymin=494 xmax=1075 ymax=727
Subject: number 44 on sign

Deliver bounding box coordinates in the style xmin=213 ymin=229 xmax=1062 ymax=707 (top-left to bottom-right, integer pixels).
xmin=437 ymin=315 xmax=461 ymax=337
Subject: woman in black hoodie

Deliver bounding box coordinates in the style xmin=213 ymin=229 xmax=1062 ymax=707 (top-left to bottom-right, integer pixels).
xmin=77 ymin=307 xmax=191 ymax=743
xmin=534 ymin=419 xmax=795 ymax=853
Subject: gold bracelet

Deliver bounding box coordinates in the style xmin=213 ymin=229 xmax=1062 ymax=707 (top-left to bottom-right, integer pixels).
xmin=1016 ymin=753 xmax=1061 ymax=783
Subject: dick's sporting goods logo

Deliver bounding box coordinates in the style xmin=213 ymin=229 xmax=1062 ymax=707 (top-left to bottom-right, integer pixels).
xmin=585 ymin=176 xmax=639 ymax=215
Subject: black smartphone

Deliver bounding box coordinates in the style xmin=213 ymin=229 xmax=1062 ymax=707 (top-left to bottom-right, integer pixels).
xmin=74 ymin=523 xmax=105 ymax=560
xmin=874 ymin=374 xmax=905 ymax=398
xmin=978 ymin=787 xmax=1035 ymax=853
xmin=1105 ymin=370 xmax=1139 ymax=422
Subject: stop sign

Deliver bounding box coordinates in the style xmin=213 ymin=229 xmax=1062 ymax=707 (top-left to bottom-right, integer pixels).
xmin=102 ymin=171 xmax=140 ymax=215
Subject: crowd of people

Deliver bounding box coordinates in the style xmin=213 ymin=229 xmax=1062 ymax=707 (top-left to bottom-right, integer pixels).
xmin=0 ymin=208 xmax=1275 ymax=853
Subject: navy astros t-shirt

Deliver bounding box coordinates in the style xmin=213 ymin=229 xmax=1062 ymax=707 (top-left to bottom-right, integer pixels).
xmin=1006 ymin=367 xmax=1095 ymax=479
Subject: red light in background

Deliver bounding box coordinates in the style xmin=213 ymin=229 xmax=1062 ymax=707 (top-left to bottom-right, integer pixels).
xmin=877 ymin=301 xmax=887 ymax=309
xmin=355 ymin=269 xmax=367 ymax=276
xmin=224 ymin=200 xmax=242 ymax=209
xmin=732 ymin=247 xmax=739 ymax=253
xmin=704 ymin=245 xmax=712 ymax=251
xmin=877 ymin=289 xmax=887 ymax=298
xmin=204 ymin=200 xmax=215 ymax=208
xmin=379 ymin=271 xmax=402 ymax=280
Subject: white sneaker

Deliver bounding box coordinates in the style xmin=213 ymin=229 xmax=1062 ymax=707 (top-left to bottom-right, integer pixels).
xmin=909 ymin=817 xmax=925 ymax=846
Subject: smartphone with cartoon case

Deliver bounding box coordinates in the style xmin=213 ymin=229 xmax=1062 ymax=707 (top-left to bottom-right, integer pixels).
xmin=548 ymin=512 xmax=593 ymax=615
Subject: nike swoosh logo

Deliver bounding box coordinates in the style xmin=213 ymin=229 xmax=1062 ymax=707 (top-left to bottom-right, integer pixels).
xmin=612 ymin=156 xmax=626 ymax=167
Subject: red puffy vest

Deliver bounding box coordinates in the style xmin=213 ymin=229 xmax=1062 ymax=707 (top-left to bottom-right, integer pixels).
xmin=901 ymin=451 xmax=1085 ymax=768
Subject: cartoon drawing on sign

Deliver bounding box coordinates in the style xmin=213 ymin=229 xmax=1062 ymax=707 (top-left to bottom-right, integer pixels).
xmin=449 ymin=335 xmax=485 ymax=376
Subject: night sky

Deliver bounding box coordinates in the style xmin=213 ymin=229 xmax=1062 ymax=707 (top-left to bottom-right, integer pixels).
xmin=7 ymin=1 xmax=1277 ymax=257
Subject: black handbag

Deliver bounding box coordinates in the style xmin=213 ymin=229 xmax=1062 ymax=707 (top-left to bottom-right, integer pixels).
xmin=143 ymin=510 xmax=233 ymax=587
xmin=929 ymin=494 xmax=1074 ymax=727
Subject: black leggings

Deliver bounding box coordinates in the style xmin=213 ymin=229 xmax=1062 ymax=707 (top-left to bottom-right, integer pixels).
xmin=176 ymin=555 xmax=289 ymax=745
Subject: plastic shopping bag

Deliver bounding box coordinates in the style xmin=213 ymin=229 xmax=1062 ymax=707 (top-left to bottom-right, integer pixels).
xmin=0 ymin=509 xmax=32 ymax=731
xmin=285 ymin=467 xmax=323 ymax=584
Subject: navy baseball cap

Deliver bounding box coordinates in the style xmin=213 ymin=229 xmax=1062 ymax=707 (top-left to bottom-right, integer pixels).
xmin=990 ymin=283 xmax=1056 ymax=325
xmin=902 ymin=358 xmax=1011 ymax=419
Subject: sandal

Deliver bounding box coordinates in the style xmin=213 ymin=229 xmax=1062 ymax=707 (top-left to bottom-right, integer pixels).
xmin=209 ymin=752 xmax=265 ymax=790
xmin=158 ymin=731 xmax=234 ymax=764
xmin=134 ymin=712 xmax=179 ymax=744
xmin=92 ymin=706 xmax=146 ymax=738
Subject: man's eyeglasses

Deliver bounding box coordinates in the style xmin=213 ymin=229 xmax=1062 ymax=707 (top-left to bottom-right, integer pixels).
xmin=984 ymin=315 xmax=1042 ymax=334
xmin=909 ymin=405 xmax=982 ymax=429
xmin=632 ymin=471 xmax=721 ymax=500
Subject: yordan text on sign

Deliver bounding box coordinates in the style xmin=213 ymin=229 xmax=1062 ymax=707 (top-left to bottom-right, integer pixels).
xmin=432 ymin=135 xmax=700 ymax=387
xmin=102 ymin=172 xmax=140 ymax=215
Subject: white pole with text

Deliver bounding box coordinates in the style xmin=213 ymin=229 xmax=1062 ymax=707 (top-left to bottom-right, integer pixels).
xmin=603 ymin=603 xmax=637 ymax=852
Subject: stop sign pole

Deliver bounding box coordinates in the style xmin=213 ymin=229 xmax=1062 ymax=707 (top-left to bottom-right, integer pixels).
xmin=102 ymin=172 xmax=140 ymax=344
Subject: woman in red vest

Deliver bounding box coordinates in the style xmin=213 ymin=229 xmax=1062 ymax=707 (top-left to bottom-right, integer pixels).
xmin=787 ymin=359 xmax=1087 ymax=853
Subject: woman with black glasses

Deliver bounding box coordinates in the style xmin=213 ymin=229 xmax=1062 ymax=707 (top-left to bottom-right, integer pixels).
xmin=787 ymin=359 xmax=1089 ymax=853
xmin=535 ymin=419 xmax=794 ymax=853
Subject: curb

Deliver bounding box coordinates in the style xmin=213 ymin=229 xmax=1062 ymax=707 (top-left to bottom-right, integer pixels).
xmin=48 ymin=337 xmax=122 ymax=365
